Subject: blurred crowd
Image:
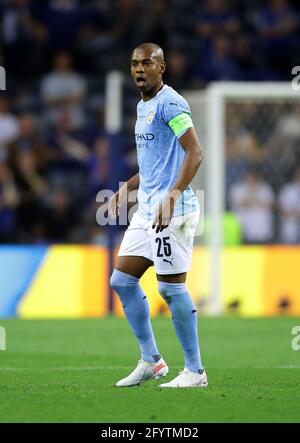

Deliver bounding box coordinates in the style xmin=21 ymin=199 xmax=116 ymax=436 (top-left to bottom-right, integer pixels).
xmin=227 ymin=102 xmax=300 ymax=244
xmin=0 ymin=0 xmax=300 ymax=244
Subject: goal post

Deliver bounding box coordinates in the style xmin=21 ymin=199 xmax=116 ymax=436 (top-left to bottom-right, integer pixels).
xmin=189 ymin=82 xmax=300 ymax=315
xmin=105 ymin=71 xmax=123 ymax=312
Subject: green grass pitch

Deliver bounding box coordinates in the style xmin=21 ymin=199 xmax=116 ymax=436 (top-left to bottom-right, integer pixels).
xmin=0 ymin=316 xmax=299 ymax=423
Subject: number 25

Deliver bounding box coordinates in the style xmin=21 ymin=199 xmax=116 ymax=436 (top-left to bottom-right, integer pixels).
xmin=155 ymin=237 xmax=171 ymax=257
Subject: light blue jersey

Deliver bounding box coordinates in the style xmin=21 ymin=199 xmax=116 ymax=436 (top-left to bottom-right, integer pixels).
xmin=135 ymin=84 xmax=199 ymax=220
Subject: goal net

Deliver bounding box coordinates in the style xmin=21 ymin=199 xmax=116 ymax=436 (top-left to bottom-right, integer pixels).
xmin=186 ymin=82 xmax=300 ymax=315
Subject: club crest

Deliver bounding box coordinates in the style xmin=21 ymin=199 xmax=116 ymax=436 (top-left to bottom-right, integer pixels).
xmin=146 ymin=111 xmax=154 ymax=124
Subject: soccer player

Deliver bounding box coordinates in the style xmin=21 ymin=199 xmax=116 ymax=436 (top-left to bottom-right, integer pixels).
xmin=108 ymin=43 xmax=207 ymax=388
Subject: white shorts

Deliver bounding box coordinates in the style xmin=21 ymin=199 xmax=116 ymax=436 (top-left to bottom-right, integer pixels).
xmin=118 ymin=210 xmax=199 ymax=275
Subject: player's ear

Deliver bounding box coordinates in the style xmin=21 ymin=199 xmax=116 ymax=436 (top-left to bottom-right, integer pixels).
xmin=161 ymin=61 xmax=166 ymax=75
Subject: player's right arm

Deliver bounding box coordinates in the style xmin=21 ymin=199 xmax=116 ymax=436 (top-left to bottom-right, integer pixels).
xmin=108 ymin=173 xmax=140 ymax=219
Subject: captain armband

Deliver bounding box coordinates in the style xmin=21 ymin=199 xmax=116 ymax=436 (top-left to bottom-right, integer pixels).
xmin=168 ymin=113 xmax=193 ymax=137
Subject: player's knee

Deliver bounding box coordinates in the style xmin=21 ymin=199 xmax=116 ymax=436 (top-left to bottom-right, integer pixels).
xmin=158 ymin=281 xmax=187 ymax=302
xmin=110 ymin=269 xmax=126 ymax=290
xmin=158 ymin=281 xmax=197 ymax=320
xmin=110 ymin=268 xmax=139 ymax=291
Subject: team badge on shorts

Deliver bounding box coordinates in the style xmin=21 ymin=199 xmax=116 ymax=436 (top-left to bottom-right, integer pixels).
xmin=146 ymin=111 xmax=154 ymax=124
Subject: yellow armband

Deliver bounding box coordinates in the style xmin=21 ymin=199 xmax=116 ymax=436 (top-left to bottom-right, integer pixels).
xmin=168 ymin=113 xmax=193 ymax=137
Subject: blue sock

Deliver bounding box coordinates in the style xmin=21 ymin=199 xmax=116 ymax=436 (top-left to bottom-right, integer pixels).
xmin=158 ymin=281 xmax=203 ymax=373
xmin=110 ymin=269 xmax=160 ymax=363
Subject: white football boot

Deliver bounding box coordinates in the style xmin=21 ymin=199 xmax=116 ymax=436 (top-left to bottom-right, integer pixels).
xmin=115 ymin=357 xmax=169 ymax=387
xmin=159 ymin=368 xmax=208 ymax=388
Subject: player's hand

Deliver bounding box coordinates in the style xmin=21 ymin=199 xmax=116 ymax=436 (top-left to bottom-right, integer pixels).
xmin=152 ymin=195 xmax=175 ymax=233
xmin=108 ymin=184 xmax=129 ymax=219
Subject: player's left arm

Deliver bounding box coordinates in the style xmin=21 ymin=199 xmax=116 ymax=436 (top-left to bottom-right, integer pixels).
xmin=171 ymin=127 xmax=203 ymax=194
xmin=152 ymin=126 xmax=203 ymax=232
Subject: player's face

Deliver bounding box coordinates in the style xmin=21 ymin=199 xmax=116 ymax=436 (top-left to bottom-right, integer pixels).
xmin=131 ymin=49 xmax=164 ymax=93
